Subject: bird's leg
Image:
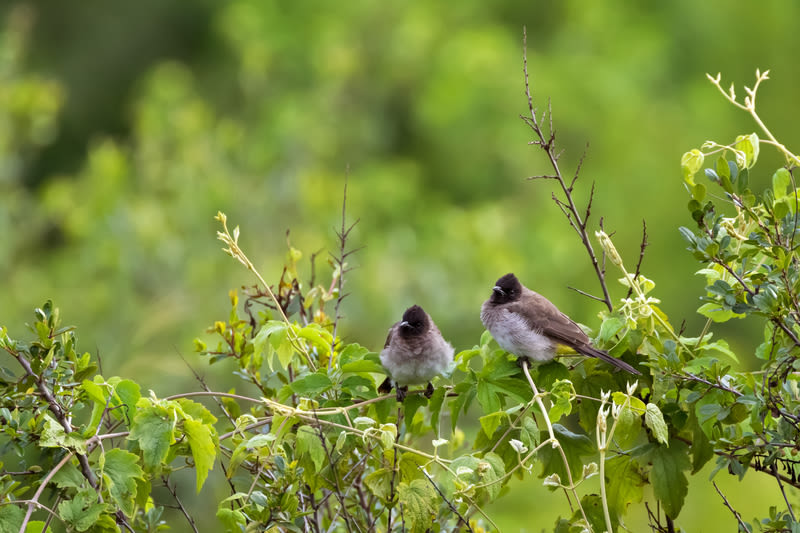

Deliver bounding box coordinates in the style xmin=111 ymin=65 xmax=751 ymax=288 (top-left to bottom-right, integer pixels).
xmin=396 ymin=386 xmax=409 ymax=402
xmin=424 ymin=382 xmax=434 ymax=398
xmin=515 ymin=356 xmax=532 ymax=370
xmin=378 ymin=377 xmax=393 ymax=394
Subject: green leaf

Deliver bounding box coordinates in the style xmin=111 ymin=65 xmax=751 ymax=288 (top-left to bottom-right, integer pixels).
xmin=364 ymin=468 xmax=393 ymax=502
xmin=548 ymin=380 xmax=574 ymax=422
xmin=296 ymin=426 xmax=326 ymax=471
xmin=114 ymin=379 xmax=141 ymax=418
xmin=479 ymin=412 xmax=504 ymax=439
xmin=290 ymin=372 xmax=332 ymax=396
xmin=396 ymin=479 xmax=437 ymax=533
xmin=40 ymin=415 xmax=87 ymax=454
xmin=58 ymin=490 xmax=108 ymax=532
xmin=51 ymin=461 xmax=85 ymax=489
xmin=184 ymin=418 xmax=217 ymax=491
xmin=681 ymin=149 xmax=704 ymax=185
xmin=479 ymin=451 xmax=506 ymax=500
xmin=102 ymin=449 xmax=144 ymax=516
xmin=216 ymin=508 xmax=247 ymax=531
xmin=605 ymin=455 xmax=645 ymax=518
xmin=773 ymin=167 xmax=792 ymax=199
xmin=598 ymin=316 xmax=625 ymax=344
xmin=578 ymin=493 xmax=612 ymax=533
xmin=0 ymin=504 xmax=24 ymax=533
xmin=734 ymin=133 xmax=759 ymax=169
xmin=129 ymin=404 xmax=173 ymax=470
xmin=538 ymin=424 xmax=595 ymax=482
xmin=643 ymin=440 xmax=690 ymax=518
xmin=645 ymin=403 xmax=669 ymax=445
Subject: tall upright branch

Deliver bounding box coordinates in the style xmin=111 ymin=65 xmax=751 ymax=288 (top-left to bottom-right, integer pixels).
xmin=521 ymin=27 xmax=613 ymax=311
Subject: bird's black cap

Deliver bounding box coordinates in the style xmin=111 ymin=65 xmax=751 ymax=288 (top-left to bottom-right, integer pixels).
xmin=491 ymin=273 xmax=523 ymax=304
xmin=399 ymin=305 xmax=429 ymax=335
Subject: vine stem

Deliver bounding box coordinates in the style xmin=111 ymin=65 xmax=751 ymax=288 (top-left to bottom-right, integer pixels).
xmin=19 ymin=451 xmax=74 ymax=532
xmin=521 ymin=360 xmax=590 ymax=529
xmin=707 ymin=70 xmax=800 ymax=167
xmin=215 ymin=212 xmax=315 ymax=371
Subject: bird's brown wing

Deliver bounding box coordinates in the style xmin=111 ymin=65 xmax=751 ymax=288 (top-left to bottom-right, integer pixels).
xmin=509 ymin=291 xmax=590 ymax=349
xmin=383 ymin=324 xmax=397 ymax=349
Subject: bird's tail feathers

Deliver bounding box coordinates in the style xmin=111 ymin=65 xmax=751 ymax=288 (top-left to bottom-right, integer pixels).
xmin=577 ymin=344 xmax=641 ymax=375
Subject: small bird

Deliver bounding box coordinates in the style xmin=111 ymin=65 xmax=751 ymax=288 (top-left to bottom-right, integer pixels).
xmin=481 ymin=273 xmax=640 ymax=375
xmin=378 ymin=305 xmax=455 ymax=401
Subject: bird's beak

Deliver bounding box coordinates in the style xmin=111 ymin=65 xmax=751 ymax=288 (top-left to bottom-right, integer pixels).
xmin=492 ymin=286 xmax=505 ymax=296
xmin=399 ymin=320 xmax=410 ymax=328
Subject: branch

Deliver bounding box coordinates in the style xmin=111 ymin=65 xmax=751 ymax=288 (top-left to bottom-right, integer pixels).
xmin=521 ymin=27 xmax=613 ymax=311
xmin=712 ymin=481 xmax=751 ymax=532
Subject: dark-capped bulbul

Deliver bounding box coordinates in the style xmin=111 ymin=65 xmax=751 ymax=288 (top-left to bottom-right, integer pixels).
xmin=481 ymin=273 xmax=641 ymax=375
xmin=378 ymin=305 xmax=455 ymax=401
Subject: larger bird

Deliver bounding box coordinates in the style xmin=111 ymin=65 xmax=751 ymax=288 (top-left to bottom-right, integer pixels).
xmin=481 ymin=273 xmax=640 ymax=375
xmin=378 ymin=305 xmax=455 ymax=401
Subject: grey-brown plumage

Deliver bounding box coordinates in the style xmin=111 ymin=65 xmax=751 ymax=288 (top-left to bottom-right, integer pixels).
xmin=481 ymin=273 xmax=640 ymax=375
xmin=378 ymin=305 xmax=454 ymax=401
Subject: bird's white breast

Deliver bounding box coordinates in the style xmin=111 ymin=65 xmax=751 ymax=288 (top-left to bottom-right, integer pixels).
xmin=481 ymin=305 xmax=556 ymax=362
xmin=380 ymin=334 xmax=454 ymax=386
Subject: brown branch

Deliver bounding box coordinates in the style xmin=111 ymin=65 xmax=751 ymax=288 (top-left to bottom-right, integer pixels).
xmin=163 ymin=476 xmax=199 ymax=533
xmin=712 ymin=481 xmax=751 ymax=532
xmin=521 ymin=27 xmax=613 ymax=311
xmin=627 ymin=220 xmax=649 ymax=299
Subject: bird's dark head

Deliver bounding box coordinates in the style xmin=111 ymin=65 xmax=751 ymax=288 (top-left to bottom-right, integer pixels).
xmin=490 ymin=273 xmax=523 ymax=304
xmin=399 ymin=305 xmax=429 ymax=337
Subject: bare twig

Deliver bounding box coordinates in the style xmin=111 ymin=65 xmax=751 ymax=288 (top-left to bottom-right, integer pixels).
xmin=712 ymin=481 xmax=751 ymax=532
xmin=626 ymin=220 xmax=649 ymax=299
xmin=419 ymin=468 xmax=473 ymax=532
xmin=330 ymin=171 xmax=363 ymax=356
xmin=163 ymin=476 xmax=199 ymax=533
xmin=521 ymin=27 xmax=613 ymax=311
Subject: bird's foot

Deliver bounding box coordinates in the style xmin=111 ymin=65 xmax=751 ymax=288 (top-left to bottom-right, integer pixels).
xmin=515 ymin=356 xmax=532 ymax=370
xmin=378 ymin=377 xmax=393 ymax=395
xmin=395 ymin=386 xmax=409 ymax=402
xmin=424 ymin=382 xmax=434 ymax=398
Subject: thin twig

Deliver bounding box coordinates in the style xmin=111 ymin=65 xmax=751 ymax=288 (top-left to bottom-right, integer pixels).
xmin=712 ymin=481 xmax=751 ymax=532
xmin=521 ymin=27 xmax=613 ymax=311
xmin=626 ymin=220 xmax=649 ymax=299
xmin=163 ymin=476 xmax=199 ymax=533
xmin=419 ymin=468 xmax=473 ymax=532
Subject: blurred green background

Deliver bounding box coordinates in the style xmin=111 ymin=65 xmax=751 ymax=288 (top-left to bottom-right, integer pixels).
xmin=2 ymin=0 xmax=799 ymax=529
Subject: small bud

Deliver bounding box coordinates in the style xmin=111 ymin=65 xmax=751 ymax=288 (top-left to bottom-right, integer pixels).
xmin=595 ymin=230 xmax=624 ymax=267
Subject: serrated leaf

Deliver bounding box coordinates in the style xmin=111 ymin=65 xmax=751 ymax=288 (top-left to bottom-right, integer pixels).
xmin=296 ymin=426 xmax=326 ymax=472
xmin=364 ymin=468 xmax=392 ymax=502
xmin=478 ymin=451 xmax=506 ymax=500
xmin=0 ymin=503 xmax=24 ymax=532
xmin=52 ymin=461 xmax=85 ymax=489
xmin=184 ymin=418 xmax=217 ymax=491
xmin=102 ymin=449 xmax=144 ymax=516
xmin=645 ymin=403 xmax=669 ymax=445
xmin=290 ymin=372 xmax=332 ymax=396
xmin=548 ymin=380 xmax=574 ymax=422
xmin=605 ymin=455 xmax=645 ymax=519
xmin=396 ymin=479 xmax=437 ymax=533
xmin=538 ymin=424 xmax=595 ymax=483
xmin=644 ymin=440 xmax=690 ymax=518
xmin=479 ymin=412 xmax=504 ymax=439
xmin=129 ymin=405 xmax=173 ymax=470
xmin=40 ymin=415 xmax=87 ymax=454
xmin=58 ymin=490 xmax=108 ymax=531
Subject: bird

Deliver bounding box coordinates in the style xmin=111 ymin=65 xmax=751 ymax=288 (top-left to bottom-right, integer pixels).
xmin=378 ymin=305 xmax=455 ymax=401
xmin=480 ymin=273 xmax=640 ymax=375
